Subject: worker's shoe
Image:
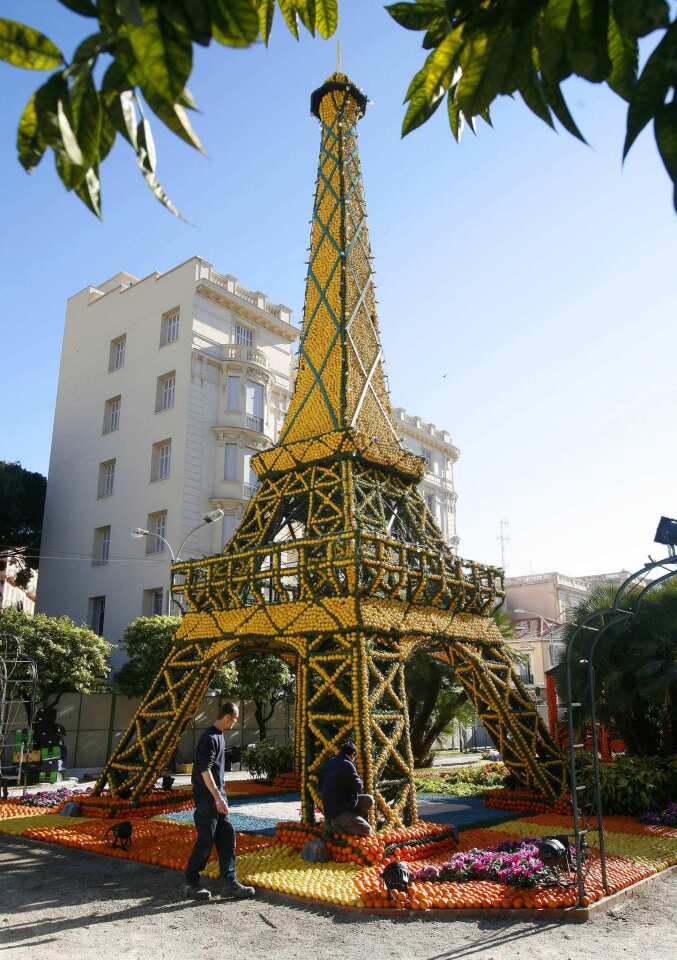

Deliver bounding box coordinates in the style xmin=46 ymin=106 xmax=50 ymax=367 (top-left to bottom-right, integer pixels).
xmin=183 ymin=882 xmax=212 ymax=901
xmin=220 ymin=878 xmax=255 ymax=899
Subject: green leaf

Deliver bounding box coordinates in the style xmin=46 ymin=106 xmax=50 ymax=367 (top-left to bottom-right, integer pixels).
xmin=101 ymin=63 xmax=138 ymax=147
xmin=34 ymin=72 xmax=68 ymax=147
xmin=54 ymin=151 xmax=85 ymax=192
xmin=210 ymin=0 xmax=260 ymax=47
xmin=606 ymin=11 xmax=638 ymax=101
xmin=75 ymin=166 xmax=102 ymax=217
xmin=179 ymin=0 xmax=213 ymax=46
xmin=71 ymin=32 xmax=105 ymax=65
xmin=402 ymin=68 xmax=445 ymax=136
xmin=0 ymin=18 xmax=64 ymax=70
xmin=624 ymin=23 xmax=677 ymax=158
xmin=139 ymin=165 xmax=187 ymax=219
xmin=518 ymin=68 xmax=555 ymax=127
xmin=257 ymin=0 xmax=276 ymax=44
xmin=125 ymin=5 xmax=193 ymax=99
xmin=137 ymin=116 xmax=157 ymax=173
xmin=98 ymin=112 xmax=117 ymax=163
xmin=613 ymin=0 xmax=669 ymax=38
xmin=422 ymin=17 xmax=450 ymax=50
xmin=385 ymin=1 xmax=445 ymax=31
xmin=654 ymin=100 xmax=677 ymax=213
xmin=314 ymin=0 xmax=338 ymax=38
xmin=566 ymin=0 xmax=612 ymax=83
xmin=117 ymin=0 xmax=145 ymax=27
xmin=423 ymin=27 xmax=464 ymax=101
xmin=71 ymin=72 xmax=102 ymax=166
xmin=57 ymin=0 xmax=97 ymax=16
xmin=145 ymin=90 xmax=205 ymax=151
xmin=540 ymin=0 xmax=574 ymax=80
xmin=542 ymin=76 xmax=587 ymax=141
xmin=446 ymin=88 xmax=464 ymax=142
xmin=277 ymin=0 xmax=299 ymax=38
xmin=294 ymin=0 xmax=316 ymax=34
xmin=456 ymin=25 xmax=516 ymax=118
xmin=57 ymin=99 xmax=84 ymax=166
xmin=17 ymin=93 xmax=47 ymax=172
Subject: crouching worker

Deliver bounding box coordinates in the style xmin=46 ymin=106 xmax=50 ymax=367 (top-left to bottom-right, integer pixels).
xmin=184 ymin=702 xmax=255 ymax=901
xmin=320 ymin=741 xmax=374 ymax=837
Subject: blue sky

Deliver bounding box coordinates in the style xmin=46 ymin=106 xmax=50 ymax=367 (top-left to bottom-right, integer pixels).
xmin=1 ymin=1 xmax=676 ymax=577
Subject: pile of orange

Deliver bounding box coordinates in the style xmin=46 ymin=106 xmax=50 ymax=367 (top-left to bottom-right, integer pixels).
xmin=270 ymin=772 xmax=301 ymax=791
xmin=74 ymin=788 xmax=194 ymax=819
xmin=484 ymin=788 xmax=570 ymax=815
xmin=0 ymin=802 xmax=51 ymax=820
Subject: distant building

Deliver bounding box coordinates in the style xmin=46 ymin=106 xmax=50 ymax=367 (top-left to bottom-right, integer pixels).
xmin=393 ymin=407 xmax=460 ymax=551
xmin=503 ymin=569 xmax=630 ymax=696
xmin=0 ymin=551 xmax=37 ymax=614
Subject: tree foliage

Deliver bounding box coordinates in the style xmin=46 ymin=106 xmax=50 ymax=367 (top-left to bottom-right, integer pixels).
xmin=234 ymin=652 xmax=294 ymax=741
xmin=114 ymin=615 xmax=238 ymax=698
xmin=0 ymin=607 xmax=110 ymax=718
xmin=0 ymin=461 xmax=46 ymax=585
xmin=0 ymin=2 xmax=675 ymax=217
xmin=387 ymin=1 xmax=677 ymax=212
xmin=552 ymin=580 xmax=677 ymax=757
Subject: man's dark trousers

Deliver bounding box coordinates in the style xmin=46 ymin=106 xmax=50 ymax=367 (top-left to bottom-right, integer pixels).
xmin=185 ymin=796 xmax=236 ymax=886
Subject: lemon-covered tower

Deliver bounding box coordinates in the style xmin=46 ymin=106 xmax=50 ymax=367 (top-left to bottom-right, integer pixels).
xmin=94 ymin=74 xmax=566 ymax=822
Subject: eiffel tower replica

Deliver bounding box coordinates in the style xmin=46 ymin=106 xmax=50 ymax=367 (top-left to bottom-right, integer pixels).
xmin=95 ymin=73 xmax=566 ymax=824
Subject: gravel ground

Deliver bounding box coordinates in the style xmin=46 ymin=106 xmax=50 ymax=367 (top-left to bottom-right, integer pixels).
xmin=1 ymin=837 xmax=676 ymax=960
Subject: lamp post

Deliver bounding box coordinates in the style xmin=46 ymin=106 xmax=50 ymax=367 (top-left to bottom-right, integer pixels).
xmin=130 ymin=508 xmax=224 ymax=615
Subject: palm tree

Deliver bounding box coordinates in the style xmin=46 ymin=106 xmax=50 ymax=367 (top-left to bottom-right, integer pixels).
xmin=552 ymin=582 xmax=677 ymax=757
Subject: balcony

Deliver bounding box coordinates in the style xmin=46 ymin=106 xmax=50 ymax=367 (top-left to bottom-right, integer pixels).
xmin=245 ymin=414 xmax=264 ymax=433
xmin=223 ymin=343 xmax=267 ymax=369
xmin=244 ymin=481 xmax=259 ymax=499
xmin=213 ymin=480 xmax=260 ymax=502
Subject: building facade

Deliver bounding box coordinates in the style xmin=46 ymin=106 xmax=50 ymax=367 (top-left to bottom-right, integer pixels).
xmin=0 ymin=552 xmax=37 ymax=615
xmin=37 ymin=258 xmax=298 ymax=668
xmin=37 ymin=258 xmax=462 ymax=668
xmin=393 ymin=407 xmax=460 ymax=551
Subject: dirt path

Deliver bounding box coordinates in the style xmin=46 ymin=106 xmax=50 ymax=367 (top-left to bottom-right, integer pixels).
xmin=1 ymin=837 xmax=675 ymax=960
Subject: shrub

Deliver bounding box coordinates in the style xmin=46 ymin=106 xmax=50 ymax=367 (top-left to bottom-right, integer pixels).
xmin=576 ymin=754 xmax=676 ymax=815
xmin=242 ymin=740 xmax=294 ymax=783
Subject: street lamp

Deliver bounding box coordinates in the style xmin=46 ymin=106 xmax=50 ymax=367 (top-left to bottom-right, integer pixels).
xmin=130 ymin=508 xmax=224 ymax=614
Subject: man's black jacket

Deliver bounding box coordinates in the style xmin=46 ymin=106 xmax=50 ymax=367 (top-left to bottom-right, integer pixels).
xmin=320 ymin=753 xmax=363 ymax=819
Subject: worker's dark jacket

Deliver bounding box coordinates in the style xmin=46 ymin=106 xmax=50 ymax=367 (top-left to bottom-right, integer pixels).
xmin=320 ymin=754 xmax=363 ymax=820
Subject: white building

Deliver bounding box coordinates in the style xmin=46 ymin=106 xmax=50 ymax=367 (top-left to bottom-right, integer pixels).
xmin=393 ymin=407 xmax=459 ymax=551
xmin=0 ymin=551 xmax=37 ymax=614
xmin=37 ymin=257 xmax=298 ymax=668
xmin=37 ymin=258 xmax=462 ymax=667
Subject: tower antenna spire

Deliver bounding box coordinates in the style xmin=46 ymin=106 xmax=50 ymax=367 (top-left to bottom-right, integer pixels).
xmin=336 ymin=39 xmax=341 ymax=72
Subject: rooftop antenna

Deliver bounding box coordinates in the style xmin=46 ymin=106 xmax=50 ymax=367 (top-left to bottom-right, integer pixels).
xmin=498 ymin=519 xmax=510 ymax=571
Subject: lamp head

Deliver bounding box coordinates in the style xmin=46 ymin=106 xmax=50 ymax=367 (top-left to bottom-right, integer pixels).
xmin=203 ymin=508 xmax=224 ymax=524
xmin=130 ymin=528 xmax=149 ymax=539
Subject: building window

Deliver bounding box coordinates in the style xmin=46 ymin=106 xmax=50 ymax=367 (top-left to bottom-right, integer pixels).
xmin=245 ymin=379 xmax=265 ymax=433
xmin=224 ymin=443 xmax=237 ymax=481
xmin=235 ymin=323 xmax=253 ymax=347
xmin=92 ymin=526 xmax=111 ymax=565
xmin=103 ymin=396 xmax=121 ymax=433
xmin=160 ymin=308 xmax=180 ymax=346
xmin=109 ymin=335 xmax=126 ymax=372
xmin=222 ymin=514 xmax=237 ymax=548
xmin=146 ymin=510 xmax=167 ymax=554
xmin=243 ymin=449 xmax=258 ymax=498
xmin=89 ymin=596 xmax=106 ymax=635
xmin=421 ymin=446 xmax=432 ymax=469
xmin=517 ymin=654 xmax=534 ymax=684
xmin=98 ymin=459 xmax=116 ymax=498
xmin=155 ymin=372 xmax=175 ymax=412
xmin=425 ymin=493 xmax=435 ymax=515
xmin=226 ymin=375 xmax=240 ymax=412
xmin=143 ymin=587 xmax=165 ymax=616
xmin=151 ymin=439 xmax=171 ymax=481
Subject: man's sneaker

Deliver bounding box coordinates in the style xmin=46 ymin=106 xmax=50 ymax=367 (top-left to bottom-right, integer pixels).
xmin=220 ymin=878 xmax=255 ymax=899
xmin=183 ymin=882 xmax=212 ymax=901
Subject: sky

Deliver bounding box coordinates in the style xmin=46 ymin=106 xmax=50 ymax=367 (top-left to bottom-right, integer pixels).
xmin=1 ymin=1 xmax=676 ymax=578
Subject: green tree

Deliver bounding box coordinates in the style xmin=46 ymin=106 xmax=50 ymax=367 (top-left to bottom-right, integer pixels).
xmin=0 ymin=607 xmax=110 ymax=721
xmin=0 ymin=461 xmax=46 ymax=587
xmin=0 ymin=2 xmax=675 ymax=217
xmin=405 ymin=604 xmax=519 ymax=766
xmin=234 ymin=652 xmax=294 ymax=741
xmin=114 ymin=615 xmax=238 ymax=698
xmin=552 ymin=581 xmax=677 ymax=756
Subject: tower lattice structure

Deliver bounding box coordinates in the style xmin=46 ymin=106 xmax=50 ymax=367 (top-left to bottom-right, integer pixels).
xmin=95 ymin=74 xmax=566 ymax=824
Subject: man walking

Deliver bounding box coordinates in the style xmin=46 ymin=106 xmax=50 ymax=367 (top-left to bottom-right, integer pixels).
xmin=184 ymin=701 xmax=255 ymax=901
xmin=320 ymin=741 xmax=374 ymax=837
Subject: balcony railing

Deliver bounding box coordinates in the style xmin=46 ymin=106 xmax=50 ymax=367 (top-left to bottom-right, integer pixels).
xmin=243 ymin=481 xmax=259 ymax=499
xmin=223 ymin=344 xmax=267 ymax=368
xmin=245 ymin=414 xmax=264 ymax=433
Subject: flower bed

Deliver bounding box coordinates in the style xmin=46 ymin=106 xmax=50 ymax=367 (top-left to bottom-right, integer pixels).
xmin=639 ymin=801 xmax=677 ymax=827
xmin=19 ymin=787 xmax=91 ymax=808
